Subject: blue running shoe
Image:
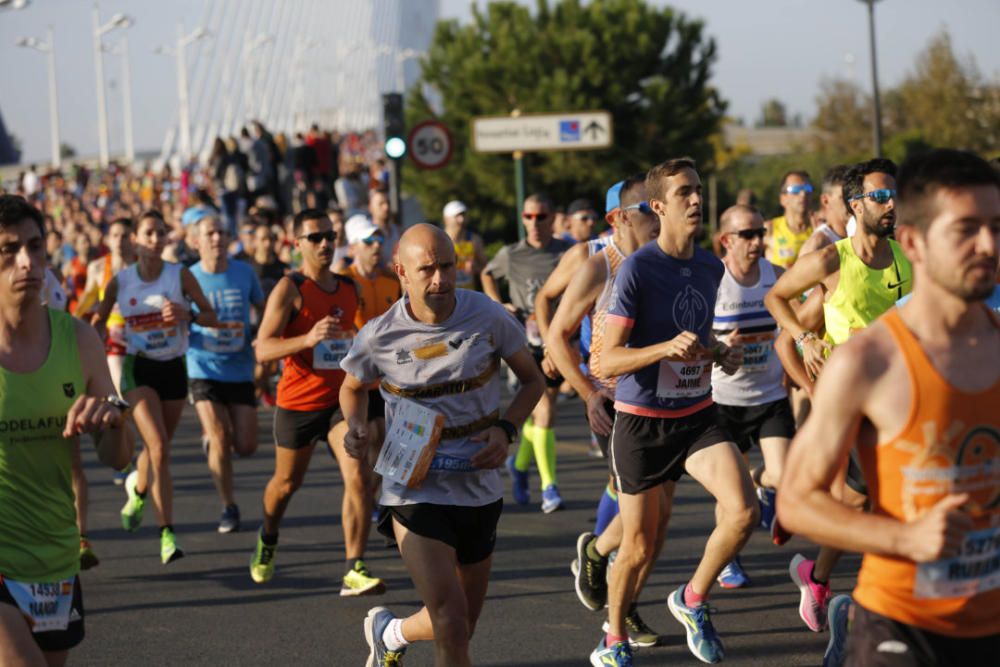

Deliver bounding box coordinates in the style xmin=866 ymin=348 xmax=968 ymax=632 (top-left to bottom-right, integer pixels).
xmin=823 ymin=595 xmax=852 ymax=667
xmin=756 ymin=485 xmax=776 ymax=530
xmin=364 ymin=606 xmax=406 ymax=667
xmin=668 ymin=585 xmax=725 ymax=664
xmin=589 ymin=637 xmax=632 ymax=666
xmin=541 ymin=484 xmax=563 ymax=513
xmin=716 ymin=556 xmax=749 ymax=589
xmin=506 ymin=455 xmax=530 ymax=505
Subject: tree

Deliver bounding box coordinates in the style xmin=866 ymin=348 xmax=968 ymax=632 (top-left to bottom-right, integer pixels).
xmin=811 ymin=78 xmax=873 ymax=159
xmin=403 ymin=0 xmax=726 ymax=242
xmin=757 ymin=98 xmax=788 ymax=128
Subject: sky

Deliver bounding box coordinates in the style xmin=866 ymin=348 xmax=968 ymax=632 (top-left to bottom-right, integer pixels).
xmin=2 ymin=0 xmax=998 ymax=164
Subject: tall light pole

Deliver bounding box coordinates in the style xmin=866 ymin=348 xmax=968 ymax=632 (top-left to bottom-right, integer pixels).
xmin=859 ymin=0 xmax=884 ymax=157
xmin=394 ymin=48 xmax=421 ymax=92
xmin=16 ymin=28 xmax=60 ymax=167
xmin=103 ymin=34 xmax=135 ymax=164
xmin=155 ymin=24 xmax=209 ymax=162
xmin=92 ymin=7 xmax=130 ymax=167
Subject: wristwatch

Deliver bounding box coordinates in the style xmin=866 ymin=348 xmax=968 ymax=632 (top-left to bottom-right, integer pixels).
xmin=103 ymin=394 xmax=131 ymax=412
xmin=495 ymin=419 xmax=518 ymax=444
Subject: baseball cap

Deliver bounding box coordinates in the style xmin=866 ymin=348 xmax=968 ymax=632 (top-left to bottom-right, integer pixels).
xmin=567 ymin=198 xmax=595 ymax=216
xmin=345 ymin=214 xmax=380 ymax=245
xmin=605 ymin=181 xmax=624 ymax=214
xmin=442 ymin=200 xmax=467 ymax=218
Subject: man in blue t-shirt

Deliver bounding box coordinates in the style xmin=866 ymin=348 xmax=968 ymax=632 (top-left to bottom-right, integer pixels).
xmin=187 ymin=215 xmax=266 ymax=533
xmin=591 ymin=159 xmax=757 ymax=667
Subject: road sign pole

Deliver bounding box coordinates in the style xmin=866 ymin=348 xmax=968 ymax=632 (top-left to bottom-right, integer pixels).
xmin=390 ymin=159 xmax=402 ymax=223
xmin=513 ymin=150 xmax=525 ymax=242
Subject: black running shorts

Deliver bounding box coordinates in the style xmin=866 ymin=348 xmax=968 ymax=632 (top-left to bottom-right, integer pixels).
xmin=847 ymin=602 xmax=999 ymax=666
xmin=121 ymin=355 xmax=188 ymax=402
xmin=714 ymin=398 xmax=796 ymax=454
xmin=189 ymin=379 xmax=256 ymax=407
xmin=378 ymin=500 xmax=503 ymax=565
xmin=272 ymin=405 xmax=340 ymax=450
xmin=609 ymin=405 xmax=732 ymax=494
xmin=0 ymin=574 xmax=85 ymax=652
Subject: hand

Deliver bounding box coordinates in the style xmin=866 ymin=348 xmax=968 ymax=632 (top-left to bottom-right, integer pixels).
xmin=540 ymin=352 xmax=560 ymax=379
xmin=585 ymin=389 xmax=615 ymax=437
xmin=469 ymin=426 xmax=509 ymax=469
xmin=343 ymin=420 xmax=369 ymax=460
xmin=161 ymin=300 xmax=190 ymax=325
xmin=662 ymin=331 xmax=705 ymax=361
xmin=305 ymin=315 xmax=342 ymax=347
xmin=899 ymin=494 xmax=974 ymax=562
xmin=714 ymin=340 xmax=743 ymax=375
xmin=802 ymin=336 xmax=832 ymax=381
xmin=63 ymin=395 xmax=125 ymax=438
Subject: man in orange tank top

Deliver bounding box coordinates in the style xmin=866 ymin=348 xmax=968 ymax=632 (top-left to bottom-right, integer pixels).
xmin=779 ymin=149 xmax=1000 ymax=666
xmin=249 ymin=209 xmax=385 ymax=598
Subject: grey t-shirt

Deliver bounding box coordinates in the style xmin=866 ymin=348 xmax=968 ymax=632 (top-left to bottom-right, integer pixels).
xmin=340 ymin=289 xmax=527 ymax=507
xmin=485 ymin=238 xmax=572 ymax=317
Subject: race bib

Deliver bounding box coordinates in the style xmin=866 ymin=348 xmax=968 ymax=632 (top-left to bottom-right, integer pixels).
xmin=656 ymin=357 xmax=713 ymax=399
xmin=313 ymin=333 xmax=354 ymax=370
xmin=2 ymin=577 xmax=75 ymax=633
xmin=202 ymin=321 xmax=245 ymax=354
xmin=736 ymin=332 xmax=774 ymax=373
xmin=914 ymin=525 xmax=1000 ymax=599
xmin=129 ymin=321 xmax=182 ymax=359
xmin=375 ymin=398 xmax=445 ymax=488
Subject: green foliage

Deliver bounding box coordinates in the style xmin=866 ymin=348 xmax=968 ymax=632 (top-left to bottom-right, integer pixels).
xmin=403 ymin=0 xmax=726 ymax=244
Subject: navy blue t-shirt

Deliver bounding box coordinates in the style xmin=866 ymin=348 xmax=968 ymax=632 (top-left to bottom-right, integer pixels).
xmin=606 ymin=243 xmax=724 ymax=417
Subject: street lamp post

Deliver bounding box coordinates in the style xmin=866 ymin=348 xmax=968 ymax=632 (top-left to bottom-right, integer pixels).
xmin=155 ymin=25 xmax=209 ymax=162
xmin=103 ymin=36 xmax=135 ymax=164
xmin=15 ymin=27 xmax=60 ymax=167
xmin=92 ymin=7 xmax=131 ymax=167
xmin=394 ymin=48 xmax=421 ymax=92
xmin=859 ymin=0 xmax=884 ymax=157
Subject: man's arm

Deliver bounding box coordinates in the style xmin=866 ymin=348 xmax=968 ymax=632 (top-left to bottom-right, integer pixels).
xmin=534 ymin=242 xmax=588 ymax=340
xmin=472 ymin=233 xmax=488 ymax=278
xmin=773 ymin=287 xmax=825 ymax=394
xmin=340 ymin=373 xmax=371 ymax=459
xmin=480 ymin=247 xmax=510 ymax=309
xmin=599 ymin=320 xmax=704 ymax=378
xmin=254 ymin=277 xmax=339 ymax=362
xmin=180 ymin=267 xmax=220 ymax=329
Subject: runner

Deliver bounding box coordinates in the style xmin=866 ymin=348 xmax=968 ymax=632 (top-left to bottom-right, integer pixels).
xmin=593 ymin=159 xmax=754 ymax=666
xmin=709 ymin=204 xmax=796 ymax=589
xmin=93 ymin=209 xmax=219 ymax=564
xmin=246 ymin=219 xmax=288 ymax=406
xmin=544 ymin=175 xmax=666 ymax=647
xmin=249 ymin=208 xmax=385 ymax=598
xmin=797 ymin=165 xmax=852 ymax=257
xmin=186 ymin=215 xmax=266 ymax=533
xmin=765 ymin=170 xmax=814 ymax=269
xmin=481 ymin=193 xmax=573 ymax=512
xmin=779 ymin=149 xmax=1000 ymax=666
xmin=0 ymin=194 xmax=131 ymax=666
xmin=441 ymin=200 xmax=486 ymax=291
xmin=339 ymin=223 xmax=544 ymax=667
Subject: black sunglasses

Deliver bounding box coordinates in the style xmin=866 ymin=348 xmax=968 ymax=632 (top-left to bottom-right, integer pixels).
xmin=298 ymin=231 xmax=335 ymax=244
xmin=729 ymin=228 xmax=766 ymax=240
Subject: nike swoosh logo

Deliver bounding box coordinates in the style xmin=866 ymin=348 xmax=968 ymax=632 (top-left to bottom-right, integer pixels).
xmin=887 ymin=281 xmax=907 ymax=289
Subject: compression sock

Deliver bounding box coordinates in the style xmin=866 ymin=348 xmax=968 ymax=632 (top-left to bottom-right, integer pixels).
xmin=594 ymin=484 xmax=619 ymax=536
xmin=514 ymin=418 xmax=535 ymax=472
xmin=533 ymin=426 xmax=557 ymax=489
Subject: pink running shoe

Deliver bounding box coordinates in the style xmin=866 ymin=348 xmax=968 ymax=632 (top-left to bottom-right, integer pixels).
xmin=789 ymin=553 xmax=830 ymax=632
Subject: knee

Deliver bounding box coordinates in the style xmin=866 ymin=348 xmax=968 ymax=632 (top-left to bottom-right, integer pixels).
xmin=722 ymin=501 xmax=758 ymax=536
xmin=270 ymin=475 xmax=303 ymax=499
xmin=620 ymin=532 xmax=657 ymax=567
xmin=430 ymin=606 xmax=471 ymax=648
xmin=146 ymin=442 xmax=170 ymax=469
xmin=234 ymin=440 xmax=258 ymax=458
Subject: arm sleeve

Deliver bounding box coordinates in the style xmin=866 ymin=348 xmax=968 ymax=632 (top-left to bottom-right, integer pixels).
xmin=340 ymin=322 xmax=380 ymax=384
xmin=484 ymin=246 xmax=509 ymax=280
xmin=606 ymin=258 xmax=639 ymax=329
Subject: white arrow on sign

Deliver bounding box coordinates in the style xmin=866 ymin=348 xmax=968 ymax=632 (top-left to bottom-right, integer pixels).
xmin=471 ymin=111 xmax=613 ymax=153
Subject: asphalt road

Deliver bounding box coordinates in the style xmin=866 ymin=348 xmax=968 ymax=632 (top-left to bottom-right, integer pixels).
xmin=70 ymin=396 xmax=859 ymax=666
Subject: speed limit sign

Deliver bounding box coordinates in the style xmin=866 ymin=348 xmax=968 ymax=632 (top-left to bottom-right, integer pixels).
xmin=408 ymin=120 xmax=453 ymax=170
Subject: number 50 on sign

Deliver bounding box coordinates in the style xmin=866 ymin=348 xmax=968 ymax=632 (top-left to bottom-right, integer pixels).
xmin=408 ymin=120 xmax=454 ymax=170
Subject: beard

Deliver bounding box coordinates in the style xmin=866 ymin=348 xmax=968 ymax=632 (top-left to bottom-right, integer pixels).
xmin=926 ymin=257 xmax=999 ymax=302
xmin=861 ymin=210 xmax=895 ymax=238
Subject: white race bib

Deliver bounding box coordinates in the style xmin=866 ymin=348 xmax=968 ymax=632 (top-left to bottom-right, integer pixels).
xmin=202 ymin=321 xmax=246 ymax=354
xmin=375 ymin=398 xmax=445 ymax=488
xmin=736 ymin=332 xmax=774 ymax=373
xmin=3 ymin=577 xmax=75 ymax=633
xmin=656 ymin=357 xmax=712 ymax=399
xmin=313 ymin=334 xmax=353 ymax=370
xmin=914 ymin=525 xmax=1000 ymax=599
xmin=129 ymin=321 xmax=183 ymax=359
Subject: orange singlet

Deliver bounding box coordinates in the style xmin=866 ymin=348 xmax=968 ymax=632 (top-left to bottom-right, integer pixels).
xmin=345 ymin=263 xmax=400 ymax=329
xmin=853 ymin=308 xmax=1000 ymax=638
xmin=275 ymin=273 xmax=359 ymax=412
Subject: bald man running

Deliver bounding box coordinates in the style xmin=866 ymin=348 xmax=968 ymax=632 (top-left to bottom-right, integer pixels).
xmin=341 ymin=224 xmax=545 ymax=667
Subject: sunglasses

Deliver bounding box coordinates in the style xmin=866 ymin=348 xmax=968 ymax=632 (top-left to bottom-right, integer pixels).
xmin=782 ymin=184 xmax=814 ymax=195
xmin=729 ymin=228 xmax=766 ymax=240
xmin=297 ymin=231 xmax=335 ymax=244
xmin=522 ymin=212 xmax=550 ymax=221
xmin=621 ymin=201 xmax=654 ymax=215
xmin=361 ymin=234 xmax=385 ymax=246
xmin=849 ymin=188 xmax=896 ymax=205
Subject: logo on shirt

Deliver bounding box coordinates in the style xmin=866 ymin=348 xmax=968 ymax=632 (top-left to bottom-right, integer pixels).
xmin=62 ymin=383 xmax=75 ymax=398
xmin=448 ymin=338 xmax=465 ymax=350
xmin=673 ymin=285 xmax=710 ymax=332
xmin=396 ymin=349 xmax=412 ymax=365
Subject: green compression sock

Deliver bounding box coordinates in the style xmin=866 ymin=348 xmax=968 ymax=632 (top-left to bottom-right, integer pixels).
xmin=533 ymin=426 xmax=557 ymax=488
xmin=514 ymin=418 xmax=535 ymax=471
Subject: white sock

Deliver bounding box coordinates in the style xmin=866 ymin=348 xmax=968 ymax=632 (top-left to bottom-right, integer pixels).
xmin=382 ymin=618 xmax=409 ymax=651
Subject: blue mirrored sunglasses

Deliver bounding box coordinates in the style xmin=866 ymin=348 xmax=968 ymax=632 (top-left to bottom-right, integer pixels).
xmin=621 ymin=201 xmax=653 ymax=215
xmin=782 ymin=183 xmax=813 ymax=195
xmin=850 ymin=188 xmax=896 ymax=205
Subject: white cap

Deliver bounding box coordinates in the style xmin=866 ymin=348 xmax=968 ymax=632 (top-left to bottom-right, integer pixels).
xmin=442 ymin=200 xmax=467 ymax=219
xmin=345 ymin=214 xmax=380 ymax=245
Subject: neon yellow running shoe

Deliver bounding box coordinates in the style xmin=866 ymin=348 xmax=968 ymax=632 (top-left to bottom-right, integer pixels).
xmin=160 ymin=528 xmax=185 ymax=564
xmin=120 ymin=470 xmax=145 ymax=532
xmin=342 ymin=560 xmax=386 ymax=597
xmin=250 ymin=531 xmax=277 ymax=584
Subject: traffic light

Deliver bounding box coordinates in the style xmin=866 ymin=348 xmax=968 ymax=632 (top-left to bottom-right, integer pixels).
xmin=383 ymin=93 xmax=406 ymax=160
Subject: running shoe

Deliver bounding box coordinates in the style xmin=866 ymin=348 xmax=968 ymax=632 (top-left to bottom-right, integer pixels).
xmin=120 ymin=469 xmax=145 ymax=532
xmin=575 ymin=532 xmax=608 ymax=611
xmin=79 ymin=538 xmax=99 ymax=570
xmin=218 ymin=504 xmax=241 ymax=534
xmin=112 ymin=461 xmax=133 ymax=485
xmin=716 ymin=556 xmax=750 ymax=589
xmin=589 ymin=637 xmax=632 ymax=667
xmin=756 ymin=485 xmax=776 ymax=530
xmin=668 ymin=585 xmax=725 ymax=664
xmin=541 ymin=484 xmax=563 ymax=513
xmin=823 ymin=595 xmax=852 ymax=667
xmin=506 ymin=455 xmax=530 ymax=505
xmin=342 ymin=560 xmax=386 ymax=597
xmin=250 ymin=531 xmax=277 ymax=583
xmin=160 ymin=528 xmax=184 ymax=564
xmin=602 ymin=608 xmax=661 ymax=648
xmin=364 ymin=606 xmax=406 ymax=667
xmin=789 ymin=553 xmax=830 ymax=632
